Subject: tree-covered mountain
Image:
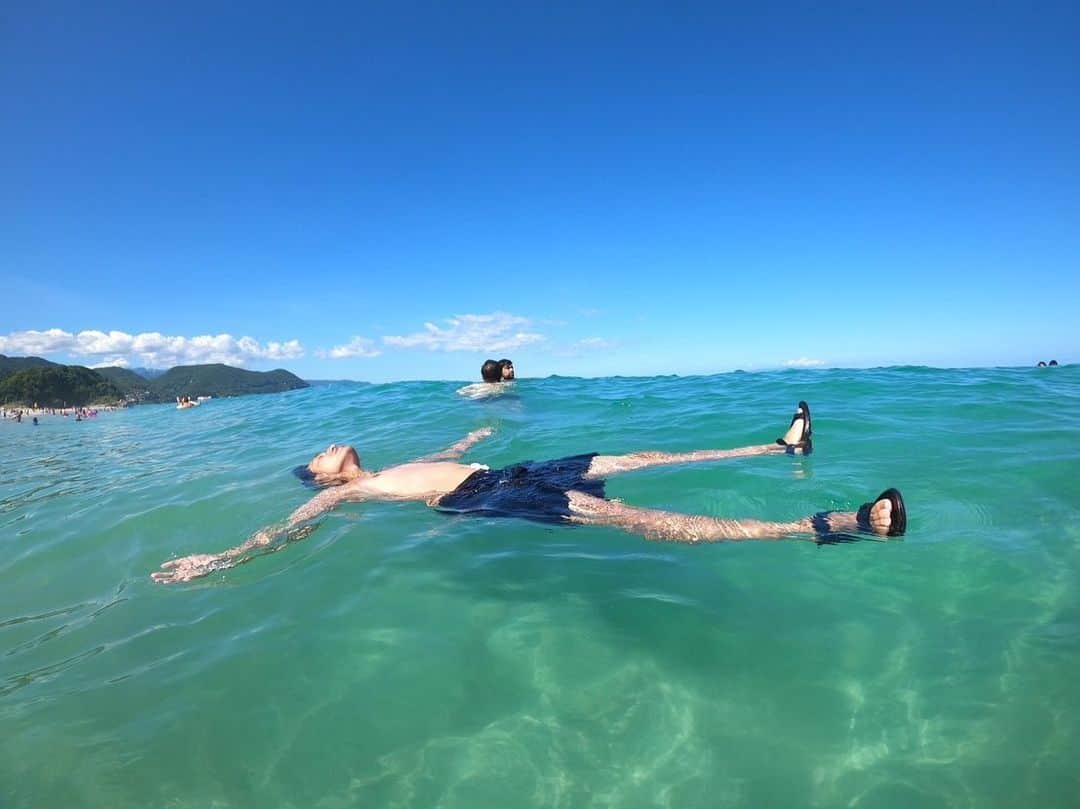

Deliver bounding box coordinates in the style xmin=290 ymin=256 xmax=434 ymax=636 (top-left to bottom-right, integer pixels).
xmin=131 ymin=367 xmax=167 ymax=379
xmin=95 ymin=366 xmax=156 ymax=402
xmin=96 ymin=366 xmax=152 ymax=390
xmin=0 ymin=354 xmax=61 ymax=381
xmin=0 ymin=357 xmax=308 ymax=406
xmin=149 ymin=364 xmax=307 ymax=399
xmin=0 ymin=366 xmax=125 ymax=407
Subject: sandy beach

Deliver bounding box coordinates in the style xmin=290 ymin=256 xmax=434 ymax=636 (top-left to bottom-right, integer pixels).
xmin=0 ymin=404 xmax=125 ymax=422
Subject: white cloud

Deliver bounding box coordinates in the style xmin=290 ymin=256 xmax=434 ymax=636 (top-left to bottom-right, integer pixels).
xmin=784 ymin=357 xmax=825 ymax=368
xmin=383 ymin=312 xmax=545 ymax=353
xmin=578 ymin=337 xmax=615 ymax=351
xmin=264 ymin=340 xmax=304 ymax=360
xmin=0 ymin=328 xmax=73 ymax=355
xmin=318 ymin=337 xmax=382 ymax=359
xmin=0 ymin=328 xmax=304 ymax=367
xmin=91 ymin=356 xmax=130 ymax=369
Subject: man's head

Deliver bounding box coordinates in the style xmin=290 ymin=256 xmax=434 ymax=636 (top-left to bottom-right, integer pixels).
xmin=481 ymin=359 xmax=502 ymax=383
xmin=302 ymin=443 xmax=362 ymax=485
xmin=498 ymin=359 xmax=515 ymax=380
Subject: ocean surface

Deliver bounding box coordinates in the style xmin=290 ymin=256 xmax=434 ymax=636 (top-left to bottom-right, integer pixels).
xmin=2 ymin=367 xmax=1078 ymax=808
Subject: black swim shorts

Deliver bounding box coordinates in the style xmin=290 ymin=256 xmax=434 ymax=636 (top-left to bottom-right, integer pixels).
xmin=434 ymin=453 xmax=605 ymax=524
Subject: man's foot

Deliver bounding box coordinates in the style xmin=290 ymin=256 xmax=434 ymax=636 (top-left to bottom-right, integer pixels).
xmin=811 ymin=488 xmax=907 ymax=541
xmin=857 ymin=488 xmax=907 ymax=536
xmin=777 ymin=401 xmax=812 ymax=455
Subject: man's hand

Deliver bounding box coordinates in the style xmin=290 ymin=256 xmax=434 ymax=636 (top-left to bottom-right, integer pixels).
xmin=467 ymin=427 xmax=494 ymax=441
xmin=151 ymin=554 xmax=224 ymax=584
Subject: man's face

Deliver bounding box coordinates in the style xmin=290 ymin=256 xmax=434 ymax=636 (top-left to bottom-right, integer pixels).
xmin=501 ymin=363 xmax=515 ymax=380
xmin=307 ymin=444 xmax=360 ymax=477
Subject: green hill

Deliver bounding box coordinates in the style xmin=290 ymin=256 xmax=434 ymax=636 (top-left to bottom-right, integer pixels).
xmin=0 ymin=354 xmax=60 ymax=382
xmin=96 ymin=366 xmax=154 ymax=400
xmin=0 ymin=366 xmax=125 ymax=407
xmin=149 ymin=364 xmax=308 ymax=400
xmin=0 ymin=357 xmax=309 ymax=407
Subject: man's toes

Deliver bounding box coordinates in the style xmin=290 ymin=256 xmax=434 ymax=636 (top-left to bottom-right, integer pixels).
xmin=870 ymin=499 xmax=893 ymax=533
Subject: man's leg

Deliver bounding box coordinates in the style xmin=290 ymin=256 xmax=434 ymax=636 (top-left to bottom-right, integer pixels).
xmin=585 ymin=401 xmax=812 ymax=478
xmin=565 ymin=488 xmax=904 ymax=543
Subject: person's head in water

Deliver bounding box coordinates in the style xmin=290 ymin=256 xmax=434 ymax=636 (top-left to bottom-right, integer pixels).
xmin=480 ymin=359 xmax=502 ymax=383
xmin=498 ymin=359 xmax=515 ymax=380
xmin=301 ymin=443 xmax=363 ymax=485
xmin=1038 ymin=361 xmax=1048 ymax=367
xmin=1049 ymin=360 xmax=1059 ymax=366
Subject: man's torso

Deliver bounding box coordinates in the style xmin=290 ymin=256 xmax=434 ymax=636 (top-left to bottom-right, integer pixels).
xmin=359 ymin=462 xmax=483 ymax=499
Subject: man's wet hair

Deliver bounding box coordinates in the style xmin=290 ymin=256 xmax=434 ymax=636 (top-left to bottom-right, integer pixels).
xmin=498 ymin=358 xmax=513 ymax=371
xmin=1049 ymin=360 xmax=1059 ymax=366
xmin=292 ymin=465 xmax=338 ymax=490
xmin=481 ymin=359 xmax=501 ymax=382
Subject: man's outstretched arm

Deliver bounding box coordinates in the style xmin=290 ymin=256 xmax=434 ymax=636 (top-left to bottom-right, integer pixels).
xmin=151 ymin=482 xmax=367 ymax=584
xmin=410 ymin=427 xmax=493 ymax=463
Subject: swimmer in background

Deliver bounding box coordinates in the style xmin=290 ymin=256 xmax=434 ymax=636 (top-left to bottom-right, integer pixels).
xmin=456 ymin=358 xmax=517 ymax=399
xmin=152 ymin=402 xmax=908 ymax=584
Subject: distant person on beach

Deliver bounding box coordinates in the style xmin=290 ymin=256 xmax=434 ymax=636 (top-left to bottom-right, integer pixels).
xmin=152 ymin=402 xmax=908 ymax=584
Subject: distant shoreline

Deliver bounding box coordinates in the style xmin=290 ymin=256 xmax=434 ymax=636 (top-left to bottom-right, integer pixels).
xmin=1 ymin=404 xmax=123 ymax=420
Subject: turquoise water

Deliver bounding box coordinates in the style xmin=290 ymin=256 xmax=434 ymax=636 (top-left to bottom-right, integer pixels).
xmin=2 ymin=367 xmax=1079 ymax=808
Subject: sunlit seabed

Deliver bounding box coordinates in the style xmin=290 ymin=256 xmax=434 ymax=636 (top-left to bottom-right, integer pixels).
xmin=2 ymin=367 xmax=1079 ymax=807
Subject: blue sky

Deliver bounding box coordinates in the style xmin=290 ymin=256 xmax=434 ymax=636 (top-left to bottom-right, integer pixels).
xmin=2 ymin=1 xmax=1077 ymax=381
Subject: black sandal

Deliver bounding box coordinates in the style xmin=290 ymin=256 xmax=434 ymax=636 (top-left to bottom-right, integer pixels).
xmin=776 ymin=400 xmax=812 ymax=455
xmin=856 ymin=488 xmax=907 ymax=537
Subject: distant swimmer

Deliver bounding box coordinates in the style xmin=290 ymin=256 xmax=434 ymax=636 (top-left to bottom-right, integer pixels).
xmin=152 ymin=402 xmax=908 ymax=584
xmin=457 ymin=358 xmax=517 ymax=398
xmin=1049 ymin=360 xmax=1059 ymax=366
xmin=481 ymin=359 xmax=501 ymax=383
xmin=176 ymin=396 xmax=199 ymax=409
xmin=479 ymin=358 xmax=515 ymax=382
xmin=1038 ymin=361 xmax=1047 ymax=367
